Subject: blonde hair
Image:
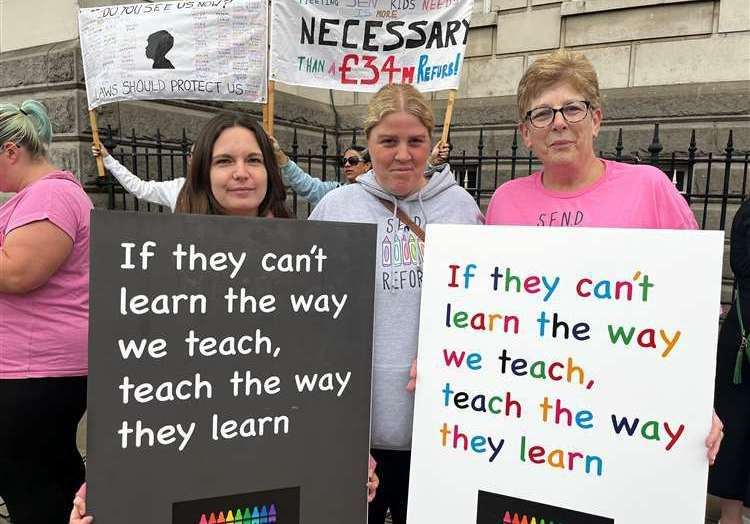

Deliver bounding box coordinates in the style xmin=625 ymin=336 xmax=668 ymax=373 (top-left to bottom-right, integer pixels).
xmin=364 ymin=84 xmax=435 ymax=139
xmin=516 ymin=50 xmax=601 ymax=121
xmin=0 ymin=100 xmax=53 ymax=158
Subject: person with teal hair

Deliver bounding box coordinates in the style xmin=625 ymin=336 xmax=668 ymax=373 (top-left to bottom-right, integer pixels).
xmin=0 ymin=100 xmax=92 ymax=523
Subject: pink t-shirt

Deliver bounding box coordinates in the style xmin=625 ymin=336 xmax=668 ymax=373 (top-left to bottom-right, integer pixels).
xmin=485 ymin=160 xmax=698 ymax=230
xmin=0 ymin=171 xmax=93 ymax=378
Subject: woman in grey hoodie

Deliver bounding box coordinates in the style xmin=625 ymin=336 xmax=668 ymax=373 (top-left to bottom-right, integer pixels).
xmin=309 ymin=83 xmax=484 ymax=524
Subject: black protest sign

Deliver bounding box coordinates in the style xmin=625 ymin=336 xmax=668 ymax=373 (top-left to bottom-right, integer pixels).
xmin=87 ymin=210 xmax=376 ymax=523
xmin=476 ymin=491 xmax=615 ymax=524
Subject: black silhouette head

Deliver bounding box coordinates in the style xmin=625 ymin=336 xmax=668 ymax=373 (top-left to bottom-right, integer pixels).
xmin=146 ymin=30 xmax=175 ymax=69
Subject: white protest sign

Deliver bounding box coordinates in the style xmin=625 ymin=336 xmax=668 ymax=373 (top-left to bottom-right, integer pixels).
xmin=270 ymin=0 xmax=473 ymax=92
xmin=79 ymin=0 xmax=267 ymax=110
xmin=408 ymin=225 xmax=723 ymax=523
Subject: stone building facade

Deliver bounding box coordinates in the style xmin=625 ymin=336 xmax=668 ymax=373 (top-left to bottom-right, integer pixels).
xmin=0 ymin=3 xmax=748 ymax=521
xmin=0 ymin=0 xmax=748 ymax=192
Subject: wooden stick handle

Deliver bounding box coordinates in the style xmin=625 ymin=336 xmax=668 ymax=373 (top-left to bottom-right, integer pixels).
xmin=440 ymin=90 xmax=457 ymax=144
xmin=88 ymin=109 xmax=105 ymax=178
xmin=265 ymin=80 xmax=276 ymax=136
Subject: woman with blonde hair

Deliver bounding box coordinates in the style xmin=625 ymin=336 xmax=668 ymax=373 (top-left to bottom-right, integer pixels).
xmin=0 ymin=100 xmax=93 ymax=523
xmin=310 ymin=83 xmax=483 ymax=524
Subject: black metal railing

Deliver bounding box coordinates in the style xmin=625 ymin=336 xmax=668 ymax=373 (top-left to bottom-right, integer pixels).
xmin=88 ymin=123 xmax=748 ymax=306
xmin=91 ymin=123 xmax=747 ymax=226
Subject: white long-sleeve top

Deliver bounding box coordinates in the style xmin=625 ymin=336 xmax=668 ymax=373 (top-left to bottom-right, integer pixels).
xmin=103 ymin=155 xmax=339 ymax=211
xmin=104 ymin=155 xmax=184 ymax=211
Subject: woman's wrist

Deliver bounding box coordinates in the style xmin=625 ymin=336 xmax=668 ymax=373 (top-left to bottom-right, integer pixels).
xmin=276 ymin=153 xmax=289 ymax=167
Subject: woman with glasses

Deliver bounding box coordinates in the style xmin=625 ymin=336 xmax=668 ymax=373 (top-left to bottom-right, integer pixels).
xmin=486 ymin=50 xmax=698 ymax=229
xmin=485 ymin=49 xmax=724 ymax=457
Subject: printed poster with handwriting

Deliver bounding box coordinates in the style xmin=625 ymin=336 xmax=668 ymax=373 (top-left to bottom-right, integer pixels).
xmin=79 ymin=0 xmax=267 ymax=110
xmin=408 ymin=225 xmax=723 ymax=523
xmin=86 ymin=210 xmax=375 ymax=523
xmin=270 ymin=0 xmax=473 ymax=92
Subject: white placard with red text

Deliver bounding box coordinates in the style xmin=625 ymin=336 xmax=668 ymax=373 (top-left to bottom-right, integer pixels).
xmin=270 ymin=0 xmax=473 ymax=92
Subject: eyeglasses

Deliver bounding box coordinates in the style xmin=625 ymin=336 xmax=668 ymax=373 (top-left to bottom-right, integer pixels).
xmin=341 ymin=157 xmax=363 ymax=167
xmin=525 ymin=100 xmax=591 ymax=128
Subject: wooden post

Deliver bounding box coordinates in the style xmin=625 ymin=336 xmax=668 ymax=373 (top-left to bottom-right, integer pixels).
xmin=440 ymin=89 xmax=457 ymax=144
xmin=263 ymin=0 xmax=275 ymax=136
xmin=264 ymin=80 xmax=276 ymax=136
xmin=88 ymin=109 xmax=105 ymax=178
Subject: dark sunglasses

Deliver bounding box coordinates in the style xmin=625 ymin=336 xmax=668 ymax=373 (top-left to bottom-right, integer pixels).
xmin=341 ymin=157 xmax=363 ymax=167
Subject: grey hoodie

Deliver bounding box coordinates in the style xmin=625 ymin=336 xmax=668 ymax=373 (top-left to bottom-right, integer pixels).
xmin=309 ymin=166 xmax=484 ymax=449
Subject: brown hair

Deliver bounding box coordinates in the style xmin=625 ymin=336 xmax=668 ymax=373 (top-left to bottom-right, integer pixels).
xmin=174 ymin=113 xmax=290 ymax=218
xmin=363 ymin=84 xmax=435 ymax=139
xmin=516 ymin=49 xmax=601 ymax=121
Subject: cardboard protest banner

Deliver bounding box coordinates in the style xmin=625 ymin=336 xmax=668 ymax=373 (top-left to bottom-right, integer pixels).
xmin=270 ymin=0 xmax=473 ymax=92
xmin=408 ymin=225 xmax=723 ymax=523
xmin=78 ymin=0 xmax=268 ymax=110
xmin=87 ymin=210 xmax=376 ymax=523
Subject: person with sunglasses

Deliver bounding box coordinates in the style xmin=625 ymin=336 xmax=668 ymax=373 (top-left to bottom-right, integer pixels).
xmin=485 ymin=49 xmax=723 ymax=459
xmin=341 ymin=145 xmax=372 ymax=183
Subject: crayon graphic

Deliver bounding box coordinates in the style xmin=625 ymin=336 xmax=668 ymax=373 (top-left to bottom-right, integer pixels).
xmin=392 ymin=234 xmax=402 ymax=266
xmin=402 ymin=233 xmax=411 ymax=265
xmin=381 ymin=236 xmax=392 ymax=267
xmin=408 ymin=233 xmax=420 ymax=265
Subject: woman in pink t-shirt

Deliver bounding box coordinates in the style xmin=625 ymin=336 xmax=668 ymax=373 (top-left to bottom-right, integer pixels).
xmin=485 ymin=50 xmax=698 ymax=230
xmin=0 ymin=100 xmax=93 ymax=523
xmin=484 ymin=50 xmax=724 ymax=475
